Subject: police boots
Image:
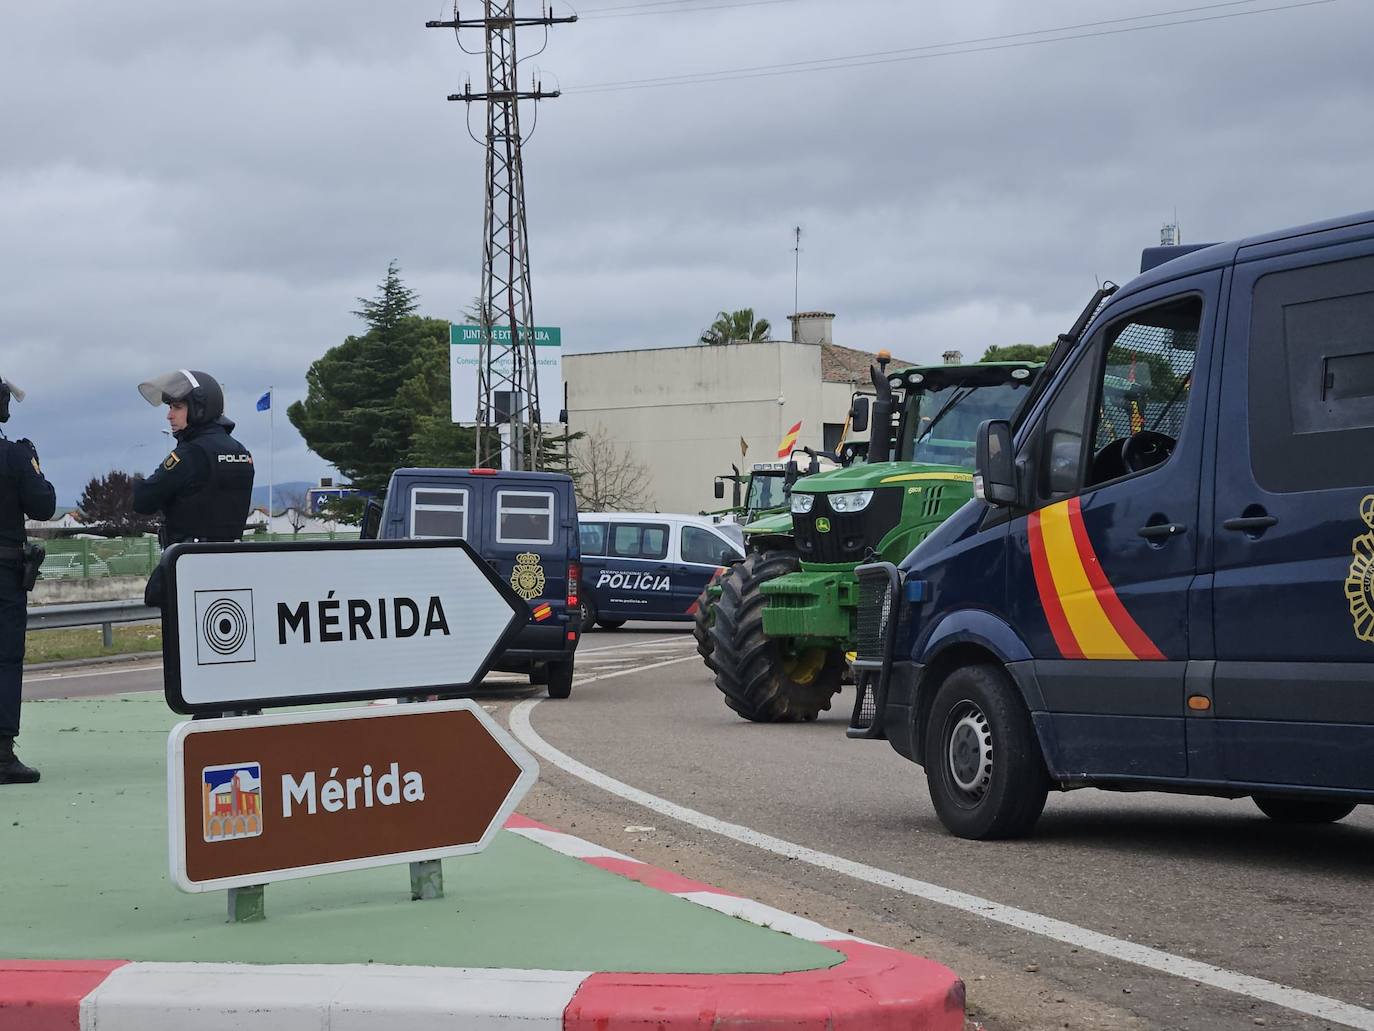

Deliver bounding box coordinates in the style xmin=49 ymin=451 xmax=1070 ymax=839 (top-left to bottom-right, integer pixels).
xmin=0 ymin=737 xmax=39 ymax=784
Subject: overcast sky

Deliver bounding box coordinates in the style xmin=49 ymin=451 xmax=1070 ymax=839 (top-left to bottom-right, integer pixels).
xmin=1 ymin=0 xmax=1367 ymax=502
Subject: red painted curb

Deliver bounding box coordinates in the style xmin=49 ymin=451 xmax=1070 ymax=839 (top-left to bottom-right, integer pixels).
xmin=503 ymin=817 xmax=965 ymax=1031
xmin=0 ymin=961 xmax=127 ymax=1031
xmin=565 ymin=941 xmax=965 ymax=1031
xmin=584 ymin=856 xmax=741 ymax=898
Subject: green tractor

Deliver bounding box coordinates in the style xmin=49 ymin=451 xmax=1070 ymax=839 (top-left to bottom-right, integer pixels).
xmin=707 ymin=358 xmax=1039 ymax=722
xmin=693 ymin=454 xmax=838 ymax=668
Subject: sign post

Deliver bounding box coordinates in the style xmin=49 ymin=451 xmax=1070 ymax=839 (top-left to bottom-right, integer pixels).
xmin=158 ymin=539 xmax=536 ymax=919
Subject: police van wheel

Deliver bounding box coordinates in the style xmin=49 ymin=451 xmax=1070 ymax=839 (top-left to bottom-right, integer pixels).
xmin=924 ymin=665 xmax=1048 ymax=840
xmin=708 ymin=551 xmax=844 ymax=723
xmin=597 ymin=619 xmax=626 ymax=630
xmin=1252 ymin=796 xmax=1355 ymax=824
xmin=578 ymin=595 xmax=597 ymax=635
xmin=546 ymin=661 xmax=574 ymax=699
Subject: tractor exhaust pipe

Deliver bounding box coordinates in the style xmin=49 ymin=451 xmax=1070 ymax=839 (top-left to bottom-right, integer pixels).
xmin=868 ymin=351 xmax=894 ymax=464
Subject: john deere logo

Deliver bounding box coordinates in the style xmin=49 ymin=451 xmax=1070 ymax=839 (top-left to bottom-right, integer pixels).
xmin=1345 ymin=494 xmax=1374 ymax=642
xmin=815 ymin=517 xmax=832 ymax=534
xmin=510 ymin=552 xmax=546 ymax=601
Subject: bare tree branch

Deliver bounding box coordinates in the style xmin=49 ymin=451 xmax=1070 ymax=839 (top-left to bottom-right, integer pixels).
xmin=570 ymin=423 xmax=654 ymax=512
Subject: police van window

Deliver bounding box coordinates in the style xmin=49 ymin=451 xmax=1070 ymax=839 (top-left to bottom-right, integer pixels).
xmin=579 ymin=521 xmax=608 ymax=556
xmin=410 ymin=487 xmax=468 ymax=539
xmin=1085 ymin=296 xmax=1201 ymax=488
xmin=611 ymin=522 xmax=669 ymax=560
xmin=1036 ymin=337 xmax=1101 ymax=502
xmin=681 ymin=525 xmax=729 ymax=565
xmin=496 ymin=490 xmax=555 ymax=545
xmin=1249 ymin=254 xmax=1374 ymax=492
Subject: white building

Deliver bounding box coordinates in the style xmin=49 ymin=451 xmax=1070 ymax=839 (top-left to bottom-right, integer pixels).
xmin=564 ymin=313 xmax=911 ymax=514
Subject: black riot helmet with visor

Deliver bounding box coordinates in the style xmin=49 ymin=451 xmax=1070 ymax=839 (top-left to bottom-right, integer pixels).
xmin=0 ymin=375 xmax=24 ymax=424
xmin=137 ymin=369 xmax=224 ymax=426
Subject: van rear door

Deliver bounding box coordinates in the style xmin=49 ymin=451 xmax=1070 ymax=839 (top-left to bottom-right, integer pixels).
xmin=1210 ymin=234 xmax=1374 ymax=790
xmin=486 ymin=486 xmax=567 ymax=622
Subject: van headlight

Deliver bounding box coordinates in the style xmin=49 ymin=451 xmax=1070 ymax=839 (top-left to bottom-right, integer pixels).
xmin=791 ymin=493 xmax=815 ymax=514
xmin=828 ymin=490 xmax=874 ymax=513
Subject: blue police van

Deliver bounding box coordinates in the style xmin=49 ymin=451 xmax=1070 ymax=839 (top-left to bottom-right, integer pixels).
xmin=576 ymin=512 xmax=744 ymax=631
xmin=363 ymin=468 xmax=580 ymax=698
xmin=850 ymin=210 xmax=1374 ymax=838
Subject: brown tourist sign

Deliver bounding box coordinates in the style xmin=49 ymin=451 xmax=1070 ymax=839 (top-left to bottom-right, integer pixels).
xmin=167 ymin=701 xmax=538 ymax=892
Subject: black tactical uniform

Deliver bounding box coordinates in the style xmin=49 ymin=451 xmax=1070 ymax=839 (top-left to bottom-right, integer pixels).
xmin=0 ymin=375 xmax=56 ymax=785
xmin=132 ymin=371 xmax=255 ymax=607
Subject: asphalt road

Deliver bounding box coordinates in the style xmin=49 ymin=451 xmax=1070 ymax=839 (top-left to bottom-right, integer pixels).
xmin=24 ymin=626 xmax=1374 ymax=1030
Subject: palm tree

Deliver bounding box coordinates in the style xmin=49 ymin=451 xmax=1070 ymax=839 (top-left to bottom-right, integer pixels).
xmin=699 ymin=308 xmax=771 ymax=345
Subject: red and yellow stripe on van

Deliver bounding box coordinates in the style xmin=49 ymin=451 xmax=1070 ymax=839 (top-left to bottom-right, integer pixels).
xmin=1027 ymin=497 xmax=1164 ymax=660
xmin=532 ymin=603 xmax=553 ymax=623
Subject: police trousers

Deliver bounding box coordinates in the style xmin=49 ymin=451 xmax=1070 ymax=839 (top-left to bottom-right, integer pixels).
xmin=0 ymin=569 xmax=24 ymax=739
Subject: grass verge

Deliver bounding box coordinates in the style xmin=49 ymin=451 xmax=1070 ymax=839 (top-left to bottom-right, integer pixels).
xmin=24 ymin=623 xmax=161 ymax=665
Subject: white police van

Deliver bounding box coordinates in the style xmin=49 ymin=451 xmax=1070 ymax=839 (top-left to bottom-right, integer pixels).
xmin=577 ymin=513 xmax=744 ymax=631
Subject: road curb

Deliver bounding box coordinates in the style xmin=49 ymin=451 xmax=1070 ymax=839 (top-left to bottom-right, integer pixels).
xmin=5 ymin=815 xmax=964 ymax=1030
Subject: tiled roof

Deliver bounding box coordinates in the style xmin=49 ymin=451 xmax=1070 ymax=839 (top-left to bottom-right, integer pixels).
xmin=820 ymin=343 xmax=917 ymax=384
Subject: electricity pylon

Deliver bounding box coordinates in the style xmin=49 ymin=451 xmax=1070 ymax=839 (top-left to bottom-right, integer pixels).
xmin=427 ymin=3 xmax=575 ymax=469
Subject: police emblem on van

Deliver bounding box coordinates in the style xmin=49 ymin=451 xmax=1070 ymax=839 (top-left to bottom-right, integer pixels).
xmin=511 ymin=552 xmax=546 ymax=601
xmin=1344 ymin=494 xmax=1374 ymax=642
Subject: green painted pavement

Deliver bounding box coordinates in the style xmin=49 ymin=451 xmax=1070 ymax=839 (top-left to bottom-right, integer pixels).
xmin=1 ymin=696 xmax=839 ymax=974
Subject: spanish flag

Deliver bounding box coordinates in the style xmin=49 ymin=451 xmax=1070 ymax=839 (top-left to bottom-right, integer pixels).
xmin=532 ymin=603 xmax=553 ymax=622
xmin=776 ymin=420 xmax=802 ymax=458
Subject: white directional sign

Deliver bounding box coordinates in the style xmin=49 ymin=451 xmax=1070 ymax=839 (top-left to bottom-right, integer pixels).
xmin=161 ymin=540 xmax=525 ymax=713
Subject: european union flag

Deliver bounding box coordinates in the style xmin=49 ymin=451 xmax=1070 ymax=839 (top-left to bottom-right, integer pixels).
xmin=256 ymin=390 xmax=271 ymax=412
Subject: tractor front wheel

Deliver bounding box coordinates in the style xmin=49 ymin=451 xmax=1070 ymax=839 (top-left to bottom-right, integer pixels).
xmin=708 ymin=552 xmax=844 ymax=722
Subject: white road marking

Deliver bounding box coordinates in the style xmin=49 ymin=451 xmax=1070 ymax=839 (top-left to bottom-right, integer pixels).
xmin=576 ymin=637 xmax=692 ymax=655
xmin=510 ymin=696 xmax=1374 ymax=1031
xmin=25 ymin=664 xmax=162 ymax=683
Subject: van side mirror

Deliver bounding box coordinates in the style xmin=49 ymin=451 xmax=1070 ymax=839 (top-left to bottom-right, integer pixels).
xmin=360 ymin=498 xmax=384 ymax=540
xmin=714 ymin=478 xmax=725 ymax=500
xmin=849 ymin=396 xmax=870 ymax=433
xmin=718 ymin=547 xmax=737 ymax=566
xmin=975 ymin=420 xmax=1017 ymax=507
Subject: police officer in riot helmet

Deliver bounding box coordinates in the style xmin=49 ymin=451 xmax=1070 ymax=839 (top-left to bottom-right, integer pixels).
xmin=0 ymin=373 xmax=56 ymax=784
xmin=133 ymin=370 xmax=254 ymax=606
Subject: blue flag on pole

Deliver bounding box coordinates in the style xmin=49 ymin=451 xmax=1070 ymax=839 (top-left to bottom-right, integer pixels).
xmin=256 ymin=390 xmax=271 ymax=412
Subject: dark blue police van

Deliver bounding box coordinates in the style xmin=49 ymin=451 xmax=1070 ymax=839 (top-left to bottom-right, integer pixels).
xmin=576 ymin=512 xmax=744 ymax=631
xmin=363 ymin=468 xmax=580 ymax=698
xmin=850 ymin=210 xmax=1374 ymax=838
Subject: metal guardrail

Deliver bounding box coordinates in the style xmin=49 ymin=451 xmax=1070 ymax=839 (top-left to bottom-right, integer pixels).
xmin=27 ymin=599 xmax=160 ymax=648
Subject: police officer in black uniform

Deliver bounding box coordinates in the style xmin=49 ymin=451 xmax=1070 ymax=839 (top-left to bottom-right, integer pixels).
xmin=133 ymin=370 xmax=255 ymax=606
xmin=0 ymin=373 xmax=56 ymax=785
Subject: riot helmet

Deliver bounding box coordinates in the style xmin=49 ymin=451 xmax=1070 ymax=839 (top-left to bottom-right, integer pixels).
xmin=138 ymin=369 xmax=224 ymax=426
xmin=0 ymin=375 xmax=24 ymax=424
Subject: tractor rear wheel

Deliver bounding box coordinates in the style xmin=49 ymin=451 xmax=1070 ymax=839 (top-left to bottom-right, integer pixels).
xmin=692 ymin=584 xmax=715 ymax=669
xmin=708 ymin=551 xmax=844 ymax=723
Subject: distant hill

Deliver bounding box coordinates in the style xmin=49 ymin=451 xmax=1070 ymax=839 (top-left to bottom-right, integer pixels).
xmin=251 ymin=481 xmax=314 ymax=513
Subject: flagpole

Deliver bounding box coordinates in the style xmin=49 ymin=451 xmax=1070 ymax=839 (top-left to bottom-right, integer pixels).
xmin=268 ymin=386 xmax=275 ymax=524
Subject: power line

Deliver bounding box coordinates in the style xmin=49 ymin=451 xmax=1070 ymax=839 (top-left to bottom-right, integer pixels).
xmin=578 ymin=0 xmax=793 ymax=19
xmin=574 ymin=0 xmax=1271 ymax=85
xmin=565 ymin=0 xmax=1336 ymax=94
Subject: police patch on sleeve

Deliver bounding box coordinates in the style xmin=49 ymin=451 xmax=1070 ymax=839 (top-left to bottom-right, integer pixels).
xmin=163 ymin=452 xmax=181 ymax=471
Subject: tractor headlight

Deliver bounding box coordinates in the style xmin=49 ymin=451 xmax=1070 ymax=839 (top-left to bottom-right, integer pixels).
xmin=828 ymin=490 xmax=874 ymax=513
xmin=791 ymin=493 xmax=815 ymax=514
